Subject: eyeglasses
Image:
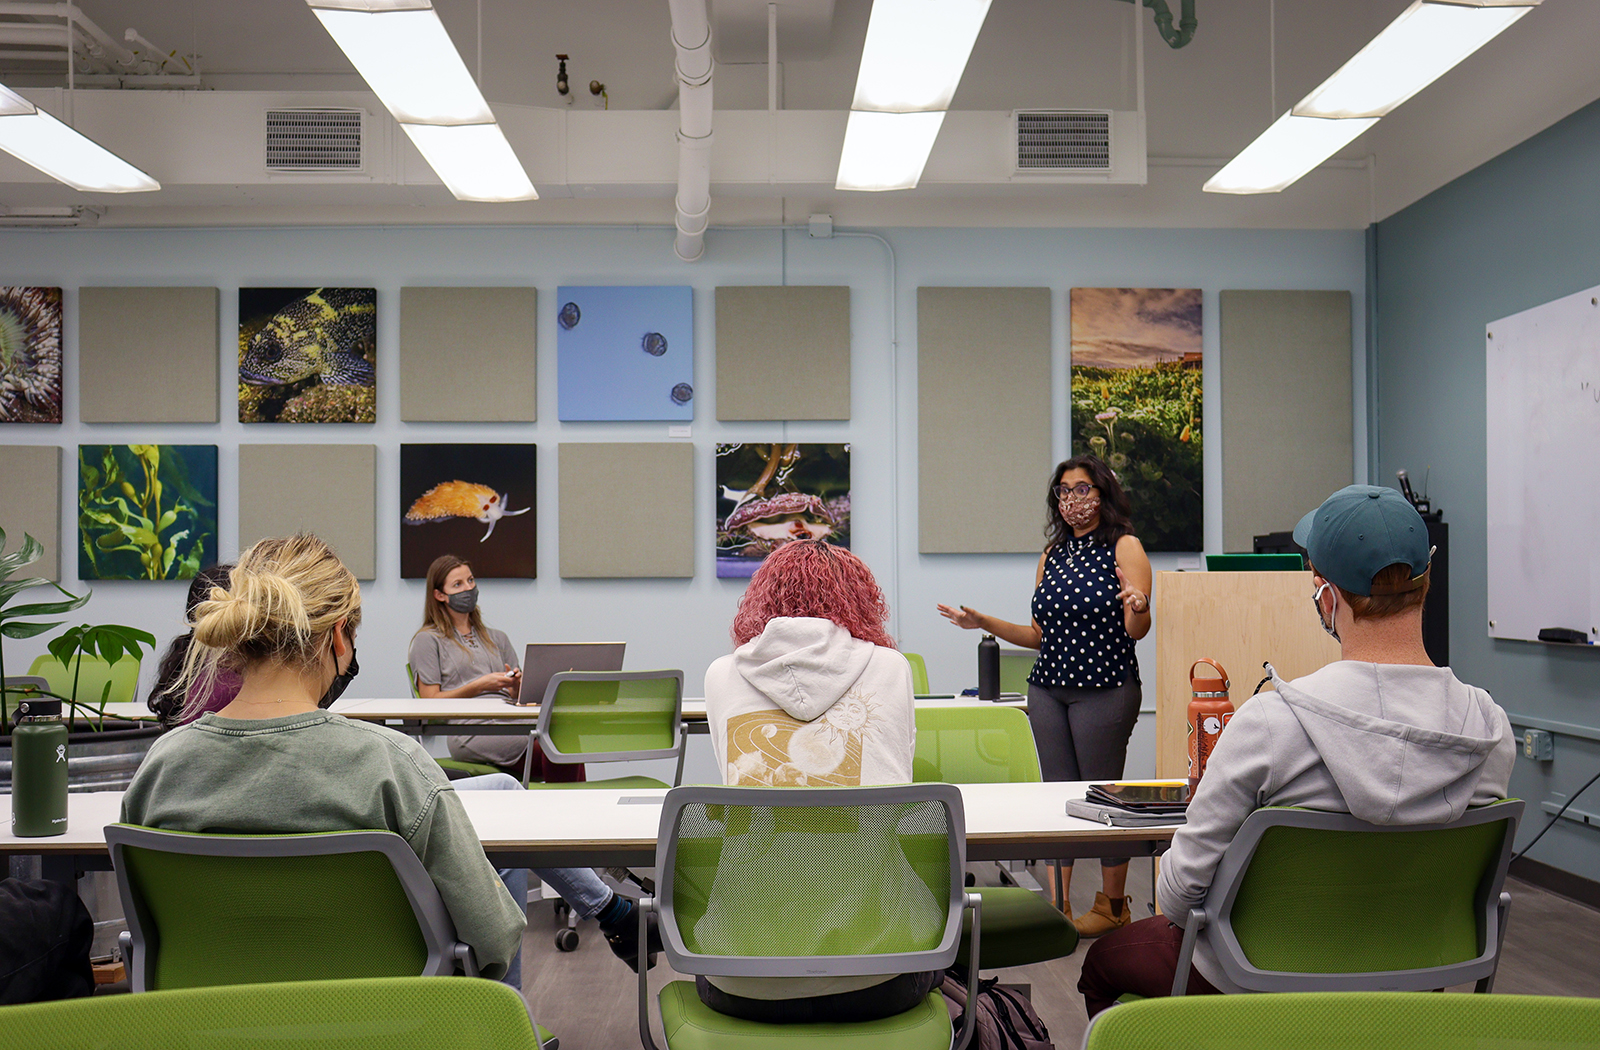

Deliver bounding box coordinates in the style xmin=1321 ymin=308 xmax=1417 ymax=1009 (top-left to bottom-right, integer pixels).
xmin=1054 ymin=483 xmax=1097 ymax=499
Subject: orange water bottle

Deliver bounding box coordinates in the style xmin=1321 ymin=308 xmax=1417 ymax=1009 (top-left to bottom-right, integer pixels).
xmin=1186 ymin=658 xmax=1234 ymax=793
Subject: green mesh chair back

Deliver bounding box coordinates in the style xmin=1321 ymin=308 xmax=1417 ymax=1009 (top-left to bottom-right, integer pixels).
xmin=536 ymin=670 xmax=684 ymax=765
xmin=912 ymin=705 xmax=1042 ymax=784
xmin=106 ymin=826 xmax=477 ymax=992
xmin=903 ymin=652 xmax=931 ymax=694
xmin=29 ymin=652 xmax=140 ymax=706
xmin=1084 ymin=992 xmax=1600 ymax=1050
xmin=1176 ymin=801 xmax=1524 ymax=994
xmin=0 ymin=976 xmax=551 ymax=1050
xmin=997 ymin=650 xmax=1036 ymax=695
xmin=406 ymin=661 xmax=420 ymax=698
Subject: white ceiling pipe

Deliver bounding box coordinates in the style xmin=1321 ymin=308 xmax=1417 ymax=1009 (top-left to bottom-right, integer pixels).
xmin=668 ymin=0 xmax=713 ymax=262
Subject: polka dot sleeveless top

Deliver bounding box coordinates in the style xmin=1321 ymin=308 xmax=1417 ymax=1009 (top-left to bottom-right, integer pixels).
xmin=1028 ymin=535 xmax=1137 ymax=690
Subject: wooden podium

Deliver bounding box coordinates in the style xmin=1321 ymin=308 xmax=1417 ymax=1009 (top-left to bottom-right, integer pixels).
xmin=1153 ymin=571 xmax=1342 ymax=779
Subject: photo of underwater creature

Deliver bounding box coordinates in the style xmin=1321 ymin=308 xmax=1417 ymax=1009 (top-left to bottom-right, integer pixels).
xmin=1070 ymin=287 xmax=1203 ymax=552
xmin=715 ymin=443 xmax=850 ymax=578
xmin=0 ymin=287 xmax=62 ymax=424
xmin=557 ymin=285 xmax=693 ymax=421
xmin=239 ymin=287 xmax=377 ymax=423
xmin=78 ymin=444 xmax=217 ymax=580
xmin=401 ymin=443 xmax=536 ymax=578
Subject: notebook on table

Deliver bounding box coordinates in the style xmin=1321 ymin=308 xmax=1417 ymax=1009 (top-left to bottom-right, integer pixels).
xmin=516 ymin=642 xmax=626 ymax=706
xmin=1066 ymin=781 xmax=1190 ymax=827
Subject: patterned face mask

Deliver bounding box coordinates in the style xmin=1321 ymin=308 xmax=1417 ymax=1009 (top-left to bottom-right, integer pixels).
xmin=1059 ymin=491 xmax=1100 ymax=528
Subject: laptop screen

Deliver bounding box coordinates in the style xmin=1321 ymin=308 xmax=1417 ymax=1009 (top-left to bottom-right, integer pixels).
xmin=519 ymin=642 xmax=626 ymax=706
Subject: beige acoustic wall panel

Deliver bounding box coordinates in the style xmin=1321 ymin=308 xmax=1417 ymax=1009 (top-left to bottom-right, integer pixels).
xmin=1220 ymin=291 xmax=1352 ymax=553
xmin=238 ymin=444 xmax=376 ymax=579
xmin=918 ymin=287 xmax=1052 ymax=553
xmin=716 ymin=286 xmax=851 ymax=420
xmin=79 ymin=287 xmax=219 ymax=423
xmin=559 ymin=443 xmax=692 ymax=578
xmin=0 ymin=445 xmax=61 ymax=580
xmin=400 ymin=287 xmax=537 ymax=422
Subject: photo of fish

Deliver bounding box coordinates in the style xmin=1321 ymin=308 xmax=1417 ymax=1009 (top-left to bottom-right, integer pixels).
xmin=557 ymin=285 xmax=693 ymax=421
xmin=239 ymin=287 xmax=377 ymax=423
xmin=78 ymin=444 xmax=217 ymax=580
xmin=0 ymin=286 xmax=62 ymax=424
xmin=1070 ymin=288 xmax=1203 ymax=552
xmin=401 ymin=443 xmax=536 ymax=578
xmin=716 ymin=443 xmax=850 ymax=579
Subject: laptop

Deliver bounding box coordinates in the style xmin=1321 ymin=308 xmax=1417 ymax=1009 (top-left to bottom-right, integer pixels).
xmin=517 ymin=642 xmax=626 ymax=706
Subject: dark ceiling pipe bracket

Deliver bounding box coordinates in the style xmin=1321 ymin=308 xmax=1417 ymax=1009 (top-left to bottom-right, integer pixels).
xmin=1112 ymin=0 xmax=1198 ymax=49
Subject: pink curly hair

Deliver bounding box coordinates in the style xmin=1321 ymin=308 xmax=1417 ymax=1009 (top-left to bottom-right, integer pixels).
xmin=731 ymin=540 xmax=896 ymax=649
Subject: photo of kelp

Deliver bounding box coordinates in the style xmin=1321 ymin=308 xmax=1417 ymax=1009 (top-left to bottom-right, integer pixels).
xmin=0 ymin=286 xmax=62 ymax=424
xmin=557 ymin=285 xmax=693 ymax=421
xmin=239 ymin=287 xmax=376 ymax=423
xmin=78 ymin=445 xmax=217 ymax=580
xmin=1070 ymin=288 xmax=1203 ymax=552
xmin=716 ymin=443 xmax=850 ymax=578
xmin=401 ymin=443 xmax=536 ymax=578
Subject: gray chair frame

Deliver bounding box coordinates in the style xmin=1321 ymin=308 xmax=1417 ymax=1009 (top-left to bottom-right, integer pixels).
xmin=636 ymin=783 xmax=981 ymax=1050
xmin=105 ymin=825 xmax=478 ymax=992
xmin=1172 ymin=800 xmax=1524 ymax=995
xmin=526 ymin=669 xmax=687 ymax=785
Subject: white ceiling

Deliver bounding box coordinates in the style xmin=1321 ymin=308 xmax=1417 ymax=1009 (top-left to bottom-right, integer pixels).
xmin=0 ymin=0 xmax=1595 ymax=229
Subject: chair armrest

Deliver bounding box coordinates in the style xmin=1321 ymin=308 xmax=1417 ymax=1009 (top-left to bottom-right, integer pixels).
xmin=1171 ymin=907 xmax=1206 ymax=997
xmin=637 ymin=897 xmax=663 ymax=1050
xmin=954 ymin=892 xmax=982 ymax=1050
xmin=454 ymin=943 xmax=479 ymax=978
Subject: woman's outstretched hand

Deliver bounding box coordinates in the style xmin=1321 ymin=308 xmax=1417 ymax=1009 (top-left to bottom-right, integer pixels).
xmin=1115 ymin=567 xmax=1149 ymax=614
xmin=937 ymin=603 xmax=983 ymax=630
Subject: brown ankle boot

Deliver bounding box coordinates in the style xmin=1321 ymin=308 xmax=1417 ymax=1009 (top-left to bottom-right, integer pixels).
xmin=1073 ymin=891 xmax=1132 ymax=937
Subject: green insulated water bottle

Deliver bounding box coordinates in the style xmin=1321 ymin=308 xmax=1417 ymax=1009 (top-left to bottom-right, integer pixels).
xmin=12 ymin=696 xmax=68 ymax=836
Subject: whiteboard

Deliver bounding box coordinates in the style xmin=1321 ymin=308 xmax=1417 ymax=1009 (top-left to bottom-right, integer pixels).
xmin=1485 ymin=284 xmax=1600 ymax=645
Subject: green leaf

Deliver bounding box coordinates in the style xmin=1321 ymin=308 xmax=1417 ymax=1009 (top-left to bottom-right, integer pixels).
xmin=97 ymin=633 xmax=125 ymax=665
xmin=0 ymin=531 xmax=44 ymax=577
xmin=0 ymin=576 xmax=48 ymax=607
xmin=0 ymin=590 xmax=92 ymax=621
xmin=1 ymin=620 xmax=64 ymax=639
xmin=47 ymin=634 xmax=78 ymax=666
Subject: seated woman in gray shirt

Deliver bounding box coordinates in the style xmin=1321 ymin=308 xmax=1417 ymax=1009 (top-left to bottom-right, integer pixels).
xmin=408 ymin=554 xmax=582 ymax=783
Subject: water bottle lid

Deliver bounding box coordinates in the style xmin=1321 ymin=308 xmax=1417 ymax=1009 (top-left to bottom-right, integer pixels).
xmin=16 ymin=697 xmax=62 ymax=717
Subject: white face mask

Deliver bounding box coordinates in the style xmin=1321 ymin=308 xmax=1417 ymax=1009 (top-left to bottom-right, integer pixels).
xmin=1312 ymin=582 xmax=1340 ymax=643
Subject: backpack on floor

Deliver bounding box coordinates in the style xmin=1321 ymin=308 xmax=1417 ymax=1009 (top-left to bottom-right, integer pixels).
xmin=940 ymin=970 xmax=1055 ymax=1050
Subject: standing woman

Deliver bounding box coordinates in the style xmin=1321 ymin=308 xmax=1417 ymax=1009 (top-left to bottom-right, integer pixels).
xmin=937 ymin=454 xmax=1152 ymax=937
xmin=408 ymin=554 xmax=582 ymax=783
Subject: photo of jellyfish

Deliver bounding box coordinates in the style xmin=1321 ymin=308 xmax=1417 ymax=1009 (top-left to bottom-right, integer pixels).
xmin=239 ymin=287 xmax=377 ymax=423
xmin=0 ymin=287 xmax=62 ymax=424
xmin=400 ymin=443 xmax=536 ymax=578
xmin=1070 ymin=288 xmax=1203 ymax=552
xmin=78 ymin=444 xmax=217 ymax=580
xmin=716 ymin=443 xmax=850 ymax=579
xmin=556 ymin=285 xmax=693 ymax=421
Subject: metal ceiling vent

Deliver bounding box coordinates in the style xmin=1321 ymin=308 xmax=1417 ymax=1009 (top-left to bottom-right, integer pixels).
xmin=265 ymin=109 xmax=363 ymax=172
xmin=1014 ymin=110 xmax=1112 ymax=172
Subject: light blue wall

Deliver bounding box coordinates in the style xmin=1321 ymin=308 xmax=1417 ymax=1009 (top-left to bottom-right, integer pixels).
xmin=1 ymin=223 xmax=1365 ymax=783
xmin=1374 ymin=98 xmax=1600 ymax=882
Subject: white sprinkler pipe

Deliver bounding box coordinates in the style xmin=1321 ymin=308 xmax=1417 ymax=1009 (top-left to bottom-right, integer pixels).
xmin=668 ymin=0 xmax=712 ymax=262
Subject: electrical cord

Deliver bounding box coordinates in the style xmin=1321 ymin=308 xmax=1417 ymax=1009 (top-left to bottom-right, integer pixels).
xmin=1512 ymin=764 xmax=1600 ymax=863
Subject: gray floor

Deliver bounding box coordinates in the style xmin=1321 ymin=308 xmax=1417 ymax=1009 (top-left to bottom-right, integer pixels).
xmin=519 ymin=864 xmax=1600 ymax=1050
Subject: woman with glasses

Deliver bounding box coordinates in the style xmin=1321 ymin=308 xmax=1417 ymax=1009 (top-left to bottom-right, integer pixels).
xmin=938 ymin=454 xmax=1151 ymax=937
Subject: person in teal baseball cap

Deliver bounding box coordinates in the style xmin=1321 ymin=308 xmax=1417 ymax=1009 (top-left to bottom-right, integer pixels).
xmin=1293 ymin=484 xmax=1433 ymax=643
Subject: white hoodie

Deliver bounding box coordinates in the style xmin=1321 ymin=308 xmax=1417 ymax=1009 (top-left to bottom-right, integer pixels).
xmin=1156 ymin=660 xmax=1516 ymax=987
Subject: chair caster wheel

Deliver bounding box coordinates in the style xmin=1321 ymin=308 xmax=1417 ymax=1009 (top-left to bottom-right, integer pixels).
xmin=964 ymin=872 xmax=977 ymax=887
xmin=555 ymin=928 xmax=580 ymax=952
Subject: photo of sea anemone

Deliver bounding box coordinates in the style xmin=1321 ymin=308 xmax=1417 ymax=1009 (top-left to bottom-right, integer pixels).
xmin=78 ymin=444 xmax=217 ymax=580
xmin=400 ymin=443 xmax=536 ymax=578
xmin=716 ymin=443 xmax=850 ymax=579
xmin=557 ymin=285 xmax=693 ymax=421
xmin=0 ymin=286 xmax=62 ymax=424
xmin=239 ymin=287 xmax=377 ymax=423
xmin=1070 ymin=287 xmax=1202 ymax=551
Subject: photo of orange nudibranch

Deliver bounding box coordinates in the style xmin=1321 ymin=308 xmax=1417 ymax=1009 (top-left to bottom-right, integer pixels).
xmin=404 ymin=480 xmax=530 ymax=542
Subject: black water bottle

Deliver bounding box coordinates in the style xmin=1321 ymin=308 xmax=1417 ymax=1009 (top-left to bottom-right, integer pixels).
xmin=978 ymin=634 xmax=1000 ymax=701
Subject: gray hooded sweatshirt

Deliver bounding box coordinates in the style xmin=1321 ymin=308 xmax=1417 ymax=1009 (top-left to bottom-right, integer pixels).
xmin=1155 ymin=660 xmax=1515 ymax=987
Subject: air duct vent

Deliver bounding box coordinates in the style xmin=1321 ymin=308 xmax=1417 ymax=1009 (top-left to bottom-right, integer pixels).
xmin=1014 ymin=110 xmax=1112 ymax=171
xmin=265 ymin=109 xmax=363 ymax=172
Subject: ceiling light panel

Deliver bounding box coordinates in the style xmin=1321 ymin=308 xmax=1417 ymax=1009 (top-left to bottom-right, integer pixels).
xmin=1203 ymin=112 xmax=1376 ymax=195
xmin=310 ymin=7 xmax=492 ymax=125
xmin=0 ymin=87 xmax=159 ymax=192
xmin=835 ymin=110 xmax=946 ymax=192
xmin=851 ymin=0 xmax=993 ymax=112
xmin=402 ymin=123 xmax=536 ymax=202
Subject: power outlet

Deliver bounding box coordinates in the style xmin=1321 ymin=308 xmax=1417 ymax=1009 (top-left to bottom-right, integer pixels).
xmin=1522 ymin=729 xmax=1554 ymax=762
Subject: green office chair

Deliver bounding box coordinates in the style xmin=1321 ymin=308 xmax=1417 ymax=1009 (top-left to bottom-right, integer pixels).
xmin=0 ymin=976 xmax=556 ymax=1050
xmin=1082 ymin=992 xmax=1600 ymax=1050
xmin=997 ymin=649 xmax=1036 ymax=695
xmin=28 ymin=652 xmax=140 ymax=707
xmin=913 ymin=705 xmax=1078 ymax=970
xmin=637 ymin=783 xmax=981 ymax=1050
xmin=1170 ymin=800 xmax=1524 ymax=995
xmin=903 ymin=652 xmax=931 ymax=694
xmin=107 ymin=826 xmax=488 ymax=991
xmin=405 ymin=661 xmax=504 ymax=781
xmin=526 ymin=670 xmax=686 ymax=790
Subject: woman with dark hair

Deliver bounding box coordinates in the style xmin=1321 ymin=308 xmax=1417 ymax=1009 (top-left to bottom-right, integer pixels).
xmin=938 ymin=453 xmax=1152 ymax=937
xmin=147 ymin=563 xmax=238 ymax=728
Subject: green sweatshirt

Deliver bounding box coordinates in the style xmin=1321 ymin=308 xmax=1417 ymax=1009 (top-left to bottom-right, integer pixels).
xmin=120 ymin=710 xmax=526 ymax=979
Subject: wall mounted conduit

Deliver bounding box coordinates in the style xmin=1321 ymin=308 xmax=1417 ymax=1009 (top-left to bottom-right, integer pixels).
xmin=668 ymin=0 xmax=713 ymax=262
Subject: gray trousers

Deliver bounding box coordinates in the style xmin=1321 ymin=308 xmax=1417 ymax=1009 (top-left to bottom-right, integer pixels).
xmin=1027 ymin=675 xmax=1142 ymax=868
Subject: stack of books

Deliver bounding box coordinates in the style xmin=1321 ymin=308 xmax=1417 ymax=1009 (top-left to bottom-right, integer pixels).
xmin=1065 ymin=781 xmax=1190 ymax=826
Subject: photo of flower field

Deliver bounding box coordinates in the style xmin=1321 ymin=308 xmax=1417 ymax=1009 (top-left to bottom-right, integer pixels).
xmin=1070 ymin=288 xmax=1202 ymax=552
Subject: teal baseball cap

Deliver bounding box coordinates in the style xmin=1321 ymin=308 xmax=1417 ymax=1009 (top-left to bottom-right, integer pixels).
xmin=1292 ymin=485 xmax=1431 ymax=596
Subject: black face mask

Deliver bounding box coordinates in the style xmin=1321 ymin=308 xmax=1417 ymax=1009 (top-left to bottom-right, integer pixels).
xmin=319 ymin=646 xmax=359 ymax=709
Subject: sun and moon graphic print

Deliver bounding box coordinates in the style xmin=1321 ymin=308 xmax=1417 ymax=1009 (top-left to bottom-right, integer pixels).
xmin=724 ymin=688 xmax=889 ymax=787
